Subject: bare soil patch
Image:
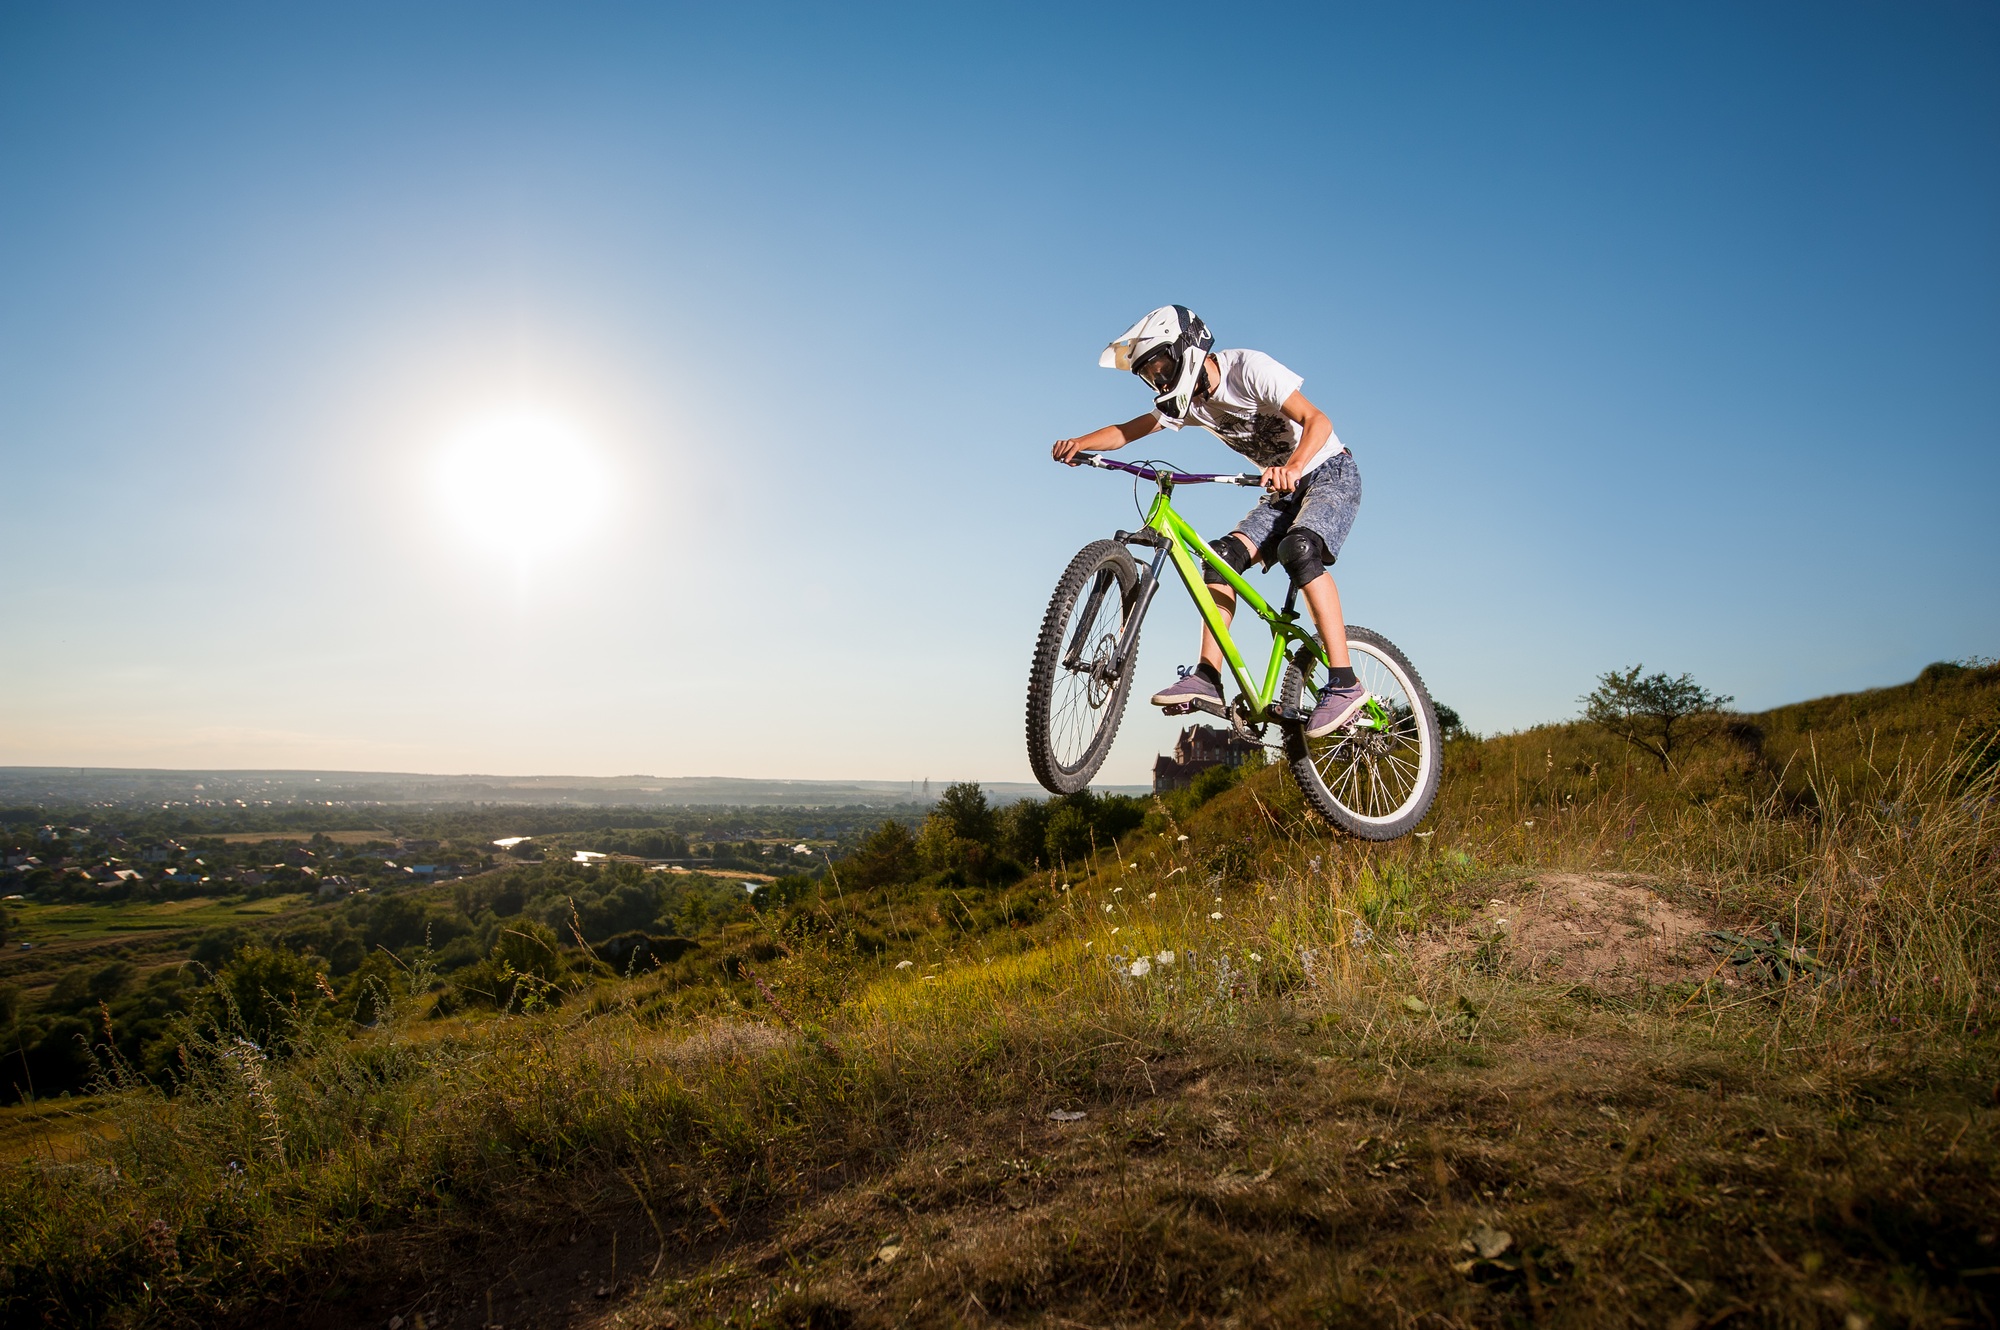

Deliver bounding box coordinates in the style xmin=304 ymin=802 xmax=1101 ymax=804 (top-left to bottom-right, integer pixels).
xmin=1421 ymin=873 xmax=1715 ymax=991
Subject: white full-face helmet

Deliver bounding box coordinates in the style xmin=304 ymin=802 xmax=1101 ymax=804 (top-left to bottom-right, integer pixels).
xmin=1100 ymin=305 xmax=1214 ymax=421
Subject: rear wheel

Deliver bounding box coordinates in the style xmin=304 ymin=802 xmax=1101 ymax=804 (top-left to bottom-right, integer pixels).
xmin=1026 ymin=540 xmax=1143 ymax=794
xmin=1279 ymin=626 xmax=1440 ymax=840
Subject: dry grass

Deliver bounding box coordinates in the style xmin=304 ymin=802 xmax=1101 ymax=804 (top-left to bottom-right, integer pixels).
xmin=4 ymin=679 xmax=1997 ymax=1327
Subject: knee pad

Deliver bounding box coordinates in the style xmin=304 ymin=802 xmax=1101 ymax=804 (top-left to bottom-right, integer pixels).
xmin=1276 ymin=529 xmax=1328 ymax=588
xmin=1202 ymin=533 xmax=1256 ymax=585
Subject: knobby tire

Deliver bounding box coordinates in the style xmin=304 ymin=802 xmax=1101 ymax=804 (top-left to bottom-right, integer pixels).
xmin=1026 ymin=540 xmax=1143 ymax=794
xmin=1279 ymin=625 xmax=1441 ymax=840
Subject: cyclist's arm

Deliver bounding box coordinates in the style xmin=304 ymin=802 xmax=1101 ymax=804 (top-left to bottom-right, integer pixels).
xmin=1260 ymin=391 xmax=1333 ymax=492
xmin=1053 ymin=413 xmax=1161 ymax=465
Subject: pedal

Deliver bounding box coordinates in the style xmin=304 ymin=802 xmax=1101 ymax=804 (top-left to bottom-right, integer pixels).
xmin=1161 ymin=702 xmax=1195 ymax=717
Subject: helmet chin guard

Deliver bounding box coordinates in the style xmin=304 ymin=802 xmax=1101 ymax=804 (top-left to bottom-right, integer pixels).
xmin=1100 ymin=305 xmax=1213 ymax=421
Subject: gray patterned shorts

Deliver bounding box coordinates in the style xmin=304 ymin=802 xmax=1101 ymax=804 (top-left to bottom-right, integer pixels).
xmin=1232 ymin=449 xmax=1361 ymax=568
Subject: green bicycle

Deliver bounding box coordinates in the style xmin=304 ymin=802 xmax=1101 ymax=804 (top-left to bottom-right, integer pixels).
xmin=1025 ymin=453 xmax=1441 ymax=841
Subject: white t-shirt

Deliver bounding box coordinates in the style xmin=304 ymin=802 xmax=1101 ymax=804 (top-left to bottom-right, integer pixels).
xmin=1151 ymin=348 xmax=1344 ymax=473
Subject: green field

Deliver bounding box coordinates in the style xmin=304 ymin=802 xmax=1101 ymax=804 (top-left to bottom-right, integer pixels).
xmin=1 ymin=895 xmax=314 ymax=1000
xmin=10 ymin=894 xmax=310 ymax=941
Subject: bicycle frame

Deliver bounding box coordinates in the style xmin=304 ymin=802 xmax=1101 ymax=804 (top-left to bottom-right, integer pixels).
xmin=1135 ymin=476 xmax=1322 ymax=723
xmin=1076 ymin=451 xmax=1394 ymax=733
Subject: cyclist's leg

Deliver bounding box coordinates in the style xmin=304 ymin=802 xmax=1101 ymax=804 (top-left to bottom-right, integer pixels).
xmin=1196 ymin=532 xmax=1258 ymax=677
xmin=1277 ymin=452 xmax=1363 ymax=691
xmin=1153 ymin=530 xmax=1257 ymax=706
xmin=1298 ymin=572 xmax=1352 ymax=670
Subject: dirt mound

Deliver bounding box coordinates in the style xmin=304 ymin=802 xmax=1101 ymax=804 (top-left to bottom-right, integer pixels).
xmin=1421 ymin=873 xmax=1714 ymax=991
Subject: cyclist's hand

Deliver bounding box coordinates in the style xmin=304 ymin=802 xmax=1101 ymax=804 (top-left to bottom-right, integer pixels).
xmin=1052 ymin=438 xmax=1088 ymax=465
xmin=1262 ymin=464 xmax=1302 ymax=493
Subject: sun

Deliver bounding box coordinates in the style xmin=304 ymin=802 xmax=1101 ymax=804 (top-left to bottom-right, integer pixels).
xmin=434 ymin=408 xmax=611 ymax=559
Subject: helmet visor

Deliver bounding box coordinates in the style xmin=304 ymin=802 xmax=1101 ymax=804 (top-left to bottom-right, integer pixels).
xmin=1133 ymin=346 xmax=1180 ymax=394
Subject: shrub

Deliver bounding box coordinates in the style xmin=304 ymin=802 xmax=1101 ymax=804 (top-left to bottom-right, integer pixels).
xmin=1581 ymin=664 xmax=1733 ymax=770
xmin=1040 ymin=792 xmax=1146 ymax=865
xmin=840 ymin=821 xmax=920 ymax=889
xmin=202 ymin=946 xmax=328 ymax=1052
xmin=189 ymin=927 xmax=252 ymax=970
xmin=449 ymin=920 xmax=570 ymax=1012
xmin=934 ymin=782 xmax=998 ymax=847
xmin=1004 ymin=798 xmax=1054 ymax=868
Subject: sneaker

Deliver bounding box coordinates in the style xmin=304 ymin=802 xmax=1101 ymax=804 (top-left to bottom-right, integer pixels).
xmin=1150 ymin=665 xmax=1223 ymax=710
xmin=1305 ymin=679 xmax=1370 ymax=738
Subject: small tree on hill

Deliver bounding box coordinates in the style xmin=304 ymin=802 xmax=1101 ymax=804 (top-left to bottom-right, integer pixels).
xmin=934 ymin=782 xmax=999 ymax=848
xmin=1582 ymin=665 xmax=1733 ymax=771
xmin=841 ymin=820 xmax=920 ymax=889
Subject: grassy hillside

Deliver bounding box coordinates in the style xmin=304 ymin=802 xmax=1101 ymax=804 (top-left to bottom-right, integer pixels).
xmin=2 ymin=664 xmax=1995 ymax=1328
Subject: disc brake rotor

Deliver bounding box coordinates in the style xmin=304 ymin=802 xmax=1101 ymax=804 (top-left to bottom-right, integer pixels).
xmin=1085 ymin=633 xmax=1118 ymax=706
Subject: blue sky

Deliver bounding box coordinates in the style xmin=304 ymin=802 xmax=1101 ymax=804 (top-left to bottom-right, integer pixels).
xmin=2 ymin=2 xmax=1994 ymax=785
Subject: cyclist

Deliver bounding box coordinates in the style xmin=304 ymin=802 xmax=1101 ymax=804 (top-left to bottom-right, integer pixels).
xmin=1051 ymin=305 xmax=1367 ymax=738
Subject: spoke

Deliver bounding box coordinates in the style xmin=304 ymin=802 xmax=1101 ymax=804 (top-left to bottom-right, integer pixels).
xmin=1377 ymin=747 xmax=1419 ymax=785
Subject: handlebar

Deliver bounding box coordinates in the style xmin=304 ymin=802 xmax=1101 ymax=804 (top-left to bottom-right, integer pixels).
xmin=1072 ymin=452 xmax=1263 ymax=486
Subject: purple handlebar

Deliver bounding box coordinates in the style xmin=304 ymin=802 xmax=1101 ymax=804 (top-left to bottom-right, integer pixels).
xmin=1074 ymin=452 xmax=1261 ymax=485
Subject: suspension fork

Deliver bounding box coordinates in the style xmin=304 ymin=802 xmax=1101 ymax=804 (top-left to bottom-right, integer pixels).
xmin=1061 ymin=569 xmax=1117 ymax=669
xmin=1061 ymin=536 xmax=1167 ymax=677
xmin=1108 ymin=539 xmax=1169 ymax=676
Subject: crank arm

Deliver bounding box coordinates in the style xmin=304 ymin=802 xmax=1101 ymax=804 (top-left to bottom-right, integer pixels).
xmin=1162 ymin=696 xmax=1231 ymax=720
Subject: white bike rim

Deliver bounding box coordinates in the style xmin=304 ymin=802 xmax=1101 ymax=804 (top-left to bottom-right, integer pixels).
xmin=1306 ymin=640 xmax=1434 ymax=828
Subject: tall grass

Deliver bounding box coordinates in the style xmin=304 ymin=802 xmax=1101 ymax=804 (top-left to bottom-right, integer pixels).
xmin=4 ymin=686 xmax=1994 ymax=1324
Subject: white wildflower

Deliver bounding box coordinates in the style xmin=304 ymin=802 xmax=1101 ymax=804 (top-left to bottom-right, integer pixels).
xmin=1129 ymin=958 xmax=1152 ymax=978
xmin=1103 ymin=903 xmax=1114 ymax=912
xmin=1250 ymin=952 xmax=1263 ymax=963
xmin=895 ymin=960 xmax=913 ymax=970
xmin=1147 ymin=892 xmax=1158 ymax=901
xmin=1156 ymin=950 xmax=1175 ymax=966
xmin=1177 ymin=835 xmax=1189 ymax=842
xmin=1110 ymin=927 xmax=1120 ymax=935
xmin=1129 ymin=862 xmax=1138 ymax=869
xmin=1210 ymin=911 xmax=1223 ymax=921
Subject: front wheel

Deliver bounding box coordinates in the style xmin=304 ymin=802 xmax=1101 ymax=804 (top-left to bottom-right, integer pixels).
xmin=1026 ymin=540 xmax=1144 ymax=794
xmin=1279 ymin=626 xmax=1441 ymax=840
